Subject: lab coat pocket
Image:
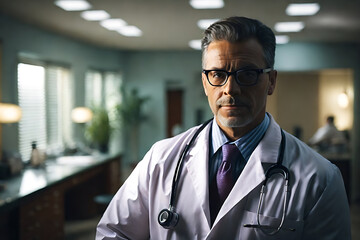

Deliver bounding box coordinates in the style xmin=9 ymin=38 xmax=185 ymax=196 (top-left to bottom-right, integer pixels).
xmin=241 ymin=210 xmax=304 ymax=240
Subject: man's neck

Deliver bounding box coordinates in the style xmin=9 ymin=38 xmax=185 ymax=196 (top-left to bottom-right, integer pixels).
xmin=216 ymin=116 xmax=266 ymax=141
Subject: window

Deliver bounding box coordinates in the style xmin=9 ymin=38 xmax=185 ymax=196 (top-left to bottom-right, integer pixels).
xmin=17 ymin=62 xmax=72 ymax=161
xmin=85 ymin=70 xmax=122 ymax=116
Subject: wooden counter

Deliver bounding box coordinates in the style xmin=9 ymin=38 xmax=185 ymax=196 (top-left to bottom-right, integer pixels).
xmin=0 ymin=154 xmax=121 ymax=240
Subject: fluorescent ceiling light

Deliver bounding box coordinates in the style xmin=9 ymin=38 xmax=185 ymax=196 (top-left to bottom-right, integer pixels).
xmin=55 ymin=0 xmax=91 ymax=11
xmin=275 ymin=35 xmax=290 ymax=44
xmin=189 ymin=40 xmax=202 ymax=50
xmin=197 ymin=19 xmax=219 ymax=29
xmin=274 ymin=22 xmax=305 ymax=32
xmin=118 ymin=26 xmax=142 ymax=37
xmin=100 ymin=18 xmax=127 ymax=31
xmin=190 ymin=0 xmax=224 ymax=9
xmin=286 ymin=3 xmax=320 ymax=16
xmin=81 ymin=10 xmax=110 ymax=21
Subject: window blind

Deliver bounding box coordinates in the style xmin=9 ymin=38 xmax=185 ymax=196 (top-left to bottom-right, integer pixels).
xmin=17 ymin=63 xmax=72 ymax=161
xmin=46 ymin=66 xmax=60 ymax=149
xmin=85 ymin=70 xmax=122 ymax=111
xmin=85 ymin=71 xmax=103 ymax=107
xmin=18 ymin=63 xmax=47 ymax=161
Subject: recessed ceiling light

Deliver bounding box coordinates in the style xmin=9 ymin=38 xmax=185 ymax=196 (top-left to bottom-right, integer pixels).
xmin=197 ymin=19 xmax=219 ymax=29
xmin=274 ymin=22 xmax=305 ymax=32
xmin=81 ymin=10 xmax=110 ymax=21
xmin=189 ymin=40 xmax=202 ymax=50
xmin=118 ymin=26 xmax=142 ymax=37
xmin=190 ymin=0 xmax=224 ymax=9
xmin=286 ymin=3 xmax=320 ymax=16
xmin=55 ymin=0 xmax=91 ymax=11
xmin=100 ymin=18 xmax=127 ymax=31
xmin=275 ymin=35 xmax=290 ymax=44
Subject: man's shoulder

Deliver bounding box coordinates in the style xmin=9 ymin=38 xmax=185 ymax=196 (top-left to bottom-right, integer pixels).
xmin=148 ymin=124 xmax=208 ymax=160
xmin=285 ymin=132 xmax=339 ymax=181
xmin=286 ymin=132 xmax=328 ymax=161
xmin=139 ymin=124 xmax=209 ymax=174
xmin=156 ymin=125 xmax=204 ymax=146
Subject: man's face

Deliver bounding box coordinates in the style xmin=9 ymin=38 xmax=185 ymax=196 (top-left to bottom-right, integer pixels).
xmin=202 ymin=39 xmax=277 ymax=139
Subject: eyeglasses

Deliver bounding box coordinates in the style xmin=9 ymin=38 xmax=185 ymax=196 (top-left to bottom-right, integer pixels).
xmin=202 ymin=68 xmax=273 ymax=87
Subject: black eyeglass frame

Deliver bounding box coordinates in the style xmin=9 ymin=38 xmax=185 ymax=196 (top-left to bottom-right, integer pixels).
xmin=202 ymin=68 xmax=273 ymax=87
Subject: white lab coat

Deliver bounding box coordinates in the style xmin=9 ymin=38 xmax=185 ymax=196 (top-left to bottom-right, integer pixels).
xmin=97 ymin=115 xmax=351 ymax=239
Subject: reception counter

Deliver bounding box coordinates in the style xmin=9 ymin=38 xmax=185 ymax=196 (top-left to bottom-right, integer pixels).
xmin=0 ymin=153 xmax=121 ymax=240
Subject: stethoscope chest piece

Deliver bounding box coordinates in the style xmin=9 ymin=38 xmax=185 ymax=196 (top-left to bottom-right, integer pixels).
xmin=158 ymin=208 xmax=179 ymax=229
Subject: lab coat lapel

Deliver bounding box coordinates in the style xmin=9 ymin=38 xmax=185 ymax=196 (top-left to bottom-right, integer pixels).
xmin=185 ymin=124 xmax=212 ymax=227
xmin=213 ymin=116 xmax=282 ymax=225
xmin=213 ymin=153 xmax=265 ymax=225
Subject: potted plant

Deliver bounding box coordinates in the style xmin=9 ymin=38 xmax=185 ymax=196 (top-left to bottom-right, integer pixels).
xmin=115 ymin=87 xmax=149 ymax=164
xmin=85 ymin=107 xmax=112 ymax=153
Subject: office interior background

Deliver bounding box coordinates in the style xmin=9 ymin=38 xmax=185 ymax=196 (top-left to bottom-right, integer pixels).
xmin=0 ymin=0 xmax=359 ymax=239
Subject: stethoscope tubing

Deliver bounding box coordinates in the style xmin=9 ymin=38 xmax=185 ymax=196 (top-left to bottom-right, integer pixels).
xmin=161 ymin=119 xmax=292 ymax=235
xmin=169 ymin=118 xmax=214 ymax=207
xmin=245 ymin=129 xmax=293 ymax=235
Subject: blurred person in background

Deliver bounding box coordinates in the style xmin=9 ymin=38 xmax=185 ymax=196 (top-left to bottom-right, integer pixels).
xmin=308 ymin=115 xmax=348 ymax=153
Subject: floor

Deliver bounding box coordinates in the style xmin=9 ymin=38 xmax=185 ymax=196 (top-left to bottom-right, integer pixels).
xmin=65 ymin=202 xmax=360 ymax=240
xmin=65 ymin=215 xmax=101 ymax=240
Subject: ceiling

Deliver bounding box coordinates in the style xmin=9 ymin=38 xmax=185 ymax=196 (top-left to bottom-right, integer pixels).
xmin=1 ymin=0 xmax=360 ymax=50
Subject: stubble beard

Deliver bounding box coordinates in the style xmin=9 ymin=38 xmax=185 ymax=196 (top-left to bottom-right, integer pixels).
xmin=217 ymin=112 xmax=250 ymax=128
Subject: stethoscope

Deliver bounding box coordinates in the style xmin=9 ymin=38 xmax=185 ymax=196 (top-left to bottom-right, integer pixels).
xmin=243 ymin=129 xmax=295 ymax=235
xmin=158 ymin=118 xmax=294 ymax=235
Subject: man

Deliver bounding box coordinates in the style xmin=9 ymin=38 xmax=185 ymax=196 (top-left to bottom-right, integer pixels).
xmin=97 ymin=17 xmax=351 ymax=239
xmin=309 ymin=115 xmax=348 ymax=153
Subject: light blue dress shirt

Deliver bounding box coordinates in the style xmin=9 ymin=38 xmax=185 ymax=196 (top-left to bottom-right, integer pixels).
xmin=209 ymin=113 xmax=270 ymax=182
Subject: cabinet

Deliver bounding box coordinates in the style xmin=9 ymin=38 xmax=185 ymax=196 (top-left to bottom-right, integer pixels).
xmin=19 ymin=188 xmax=64 ymax=239
xmin=0 ymin=154 xmax=121 ymax=240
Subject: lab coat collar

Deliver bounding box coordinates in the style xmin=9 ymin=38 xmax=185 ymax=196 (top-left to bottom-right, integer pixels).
xmin=253 ymin=113 xmax=282 ymax=164
xmin=185 ymin=122 xmax=213 ymax=228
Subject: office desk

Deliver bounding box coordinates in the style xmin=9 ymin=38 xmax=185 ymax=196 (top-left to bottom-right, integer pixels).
xmin=0 ymin=154 xmax=121 ymax=240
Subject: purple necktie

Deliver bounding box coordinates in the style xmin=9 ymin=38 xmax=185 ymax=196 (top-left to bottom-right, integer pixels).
xmin=210 ymin=143 xmax=241 ymax=224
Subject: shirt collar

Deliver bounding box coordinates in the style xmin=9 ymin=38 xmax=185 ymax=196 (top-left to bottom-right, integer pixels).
xmin=211 ymin=117 xmax=228 ymax=156
xmin=211 ymin=114 xmax=270 ymax=158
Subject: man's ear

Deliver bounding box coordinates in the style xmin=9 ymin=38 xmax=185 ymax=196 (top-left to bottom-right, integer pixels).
xmin=202 ymin=73 xmax=209 ymax=96
xmin=267 ymin=70 xmax=277 ymax=95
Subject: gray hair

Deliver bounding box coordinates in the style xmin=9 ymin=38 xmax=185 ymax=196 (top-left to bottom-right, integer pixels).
xmin=201 ymin=16 xmax=276 ymax=68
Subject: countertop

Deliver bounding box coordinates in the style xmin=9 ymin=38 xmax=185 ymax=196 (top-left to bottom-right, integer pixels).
xmin=0 ymin=153 xmax=116 ymax=211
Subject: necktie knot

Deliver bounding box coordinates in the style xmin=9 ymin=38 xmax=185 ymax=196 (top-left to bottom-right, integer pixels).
xmin=222 ymin=143 xmax=240 ymax=164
